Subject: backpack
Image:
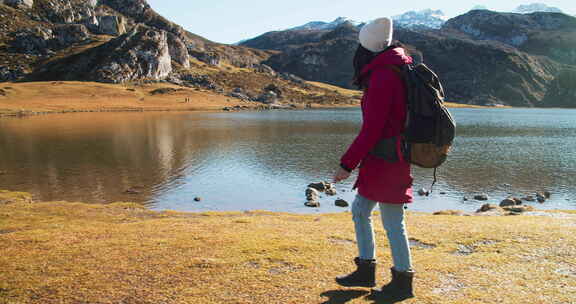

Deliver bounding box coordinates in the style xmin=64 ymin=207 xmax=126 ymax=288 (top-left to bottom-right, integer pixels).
xmin=370 ymin=63 xmax=456 ymax=190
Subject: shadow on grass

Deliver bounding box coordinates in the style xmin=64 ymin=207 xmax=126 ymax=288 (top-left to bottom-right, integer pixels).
xmin=320 ymin=289 xmax=370 ymax=304
xmin=365 ymin=291 xmax=414 ymax=303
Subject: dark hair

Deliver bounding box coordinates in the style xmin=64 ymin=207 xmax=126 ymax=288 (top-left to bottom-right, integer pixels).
xmin=352 ymin=41 xmax=407 ymax=89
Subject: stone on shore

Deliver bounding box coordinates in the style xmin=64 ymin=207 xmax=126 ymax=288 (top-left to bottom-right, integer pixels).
xmin=477 ymin=204 xmax=502 ymax=213
xmin=500 ymin=197 xmax=522 ymax=207
xmin=305 ymin=188 xmax=320 ymax=202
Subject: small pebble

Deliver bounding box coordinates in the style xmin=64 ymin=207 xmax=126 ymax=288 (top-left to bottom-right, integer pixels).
xmin=194 ymin=197 xmax=202 ymax=202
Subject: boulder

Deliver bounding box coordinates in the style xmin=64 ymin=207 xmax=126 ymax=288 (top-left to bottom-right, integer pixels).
xmin=536 ymin=193 xmax=546 ymax=203
xmin=96 ymin=15 xmax=126 ymax=36
xmin=264 ymin=84 xmax=282 ymax=98
xmin=256 ymin=64 xmax=276 ymax=76
xmin=257 ymin=91 xmax=278 ymax=104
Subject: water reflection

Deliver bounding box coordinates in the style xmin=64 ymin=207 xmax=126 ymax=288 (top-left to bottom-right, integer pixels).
xmin=0 ymin=108 xmax=575 ymax=213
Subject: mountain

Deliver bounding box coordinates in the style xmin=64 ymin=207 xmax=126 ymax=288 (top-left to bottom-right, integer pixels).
xmin=0 ymin=0 xmax=357 ymax=106
xmin=392 ymin=9 xmax=448 ymax=29
xmin=289 ymin=17 xmax=361 ymax=31
xmin=514 ymin=3 xmax=563 ymax=14
xmin=240 ymin=10 xmax=576 ymax=107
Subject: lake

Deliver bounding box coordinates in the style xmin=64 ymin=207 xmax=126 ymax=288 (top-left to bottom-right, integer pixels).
xmin=1 ymin=108 xmax=575 ymax=213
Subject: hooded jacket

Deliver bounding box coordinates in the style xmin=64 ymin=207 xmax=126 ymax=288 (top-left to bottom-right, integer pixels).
xmin=340 ymin=47 xmax=413 ymax=204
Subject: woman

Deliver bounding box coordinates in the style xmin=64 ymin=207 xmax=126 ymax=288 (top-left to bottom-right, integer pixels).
xmin=333 ymin=17 xmax=415 ymax=299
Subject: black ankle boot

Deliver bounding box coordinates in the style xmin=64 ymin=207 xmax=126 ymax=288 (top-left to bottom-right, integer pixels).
xmin=335 ymin=257 xmax=376 ymax=287
xmin=373 ymin=267 xmax=415 ymax=299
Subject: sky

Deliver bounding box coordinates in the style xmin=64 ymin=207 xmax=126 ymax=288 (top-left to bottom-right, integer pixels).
xmin=146 ymin=0 xmax=576 ymax=44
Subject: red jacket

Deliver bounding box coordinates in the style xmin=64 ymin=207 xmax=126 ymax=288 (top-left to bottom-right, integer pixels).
xmin=340 ymin=47 xmax=413 ymax=204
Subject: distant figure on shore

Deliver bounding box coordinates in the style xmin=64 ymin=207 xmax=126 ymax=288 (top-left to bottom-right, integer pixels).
xmin=333 ymin=17 xmax=415 ymax=300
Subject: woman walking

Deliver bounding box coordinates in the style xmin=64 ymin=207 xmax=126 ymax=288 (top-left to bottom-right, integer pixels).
xmin=333 ymin=17 xmax=415 ymax=299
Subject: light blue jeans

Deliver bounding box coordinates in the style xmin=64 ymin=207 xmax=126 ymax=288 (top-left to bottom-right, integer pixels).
xmin=352 ymin=194 xmax=413 ymax=272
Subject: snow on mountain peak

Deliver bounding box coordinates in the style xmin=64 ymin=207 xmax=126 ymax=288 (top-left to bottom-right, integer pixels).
xmin=514 ymin=3 xmax=563 ymax=14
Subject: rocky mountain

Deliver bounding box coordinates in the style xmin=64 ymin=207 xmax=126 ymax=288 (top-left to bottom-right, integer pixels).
xmin=240 ymin=10 xmax=576 ymax=107
xmin=289 ymin=17 xmax=361 ymax=31
xmin=514 ymin=3 xmax=563 ymax=14
xmin=0 ymin=0 xmax=358 ymax=106
xmin=392 ymin=9 xmax=448 ymax=29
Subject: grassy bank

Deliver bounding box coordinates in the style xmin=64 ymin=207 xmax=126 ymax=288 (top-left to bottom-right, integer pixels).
xmin=0 ymin=190 xmax=574 ymax=303
xmin=0 ymin=81 xmax=490 ymax=117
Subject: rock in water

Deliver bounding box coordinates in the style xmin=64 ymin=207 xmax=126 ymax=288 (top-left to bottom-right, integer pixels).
xmin=325 ymin=183 xmax=337 ymax=196
xmin=194 ymin=197 xmax=202 ymax=202
xmin=500 ymin=197 xmax=522 ymax=207
xmin=474 ymin=194 xmax=489 ymax=201
xmin=522 ymin=195 xmax=536 ymax=202
xmin=335 ymin=199 xmax=349 ymax=208
xmin=305 ymin=188 xmax=320 ymax=202
xmin=308 ymin=182 xmax=328 ymax=192
xmin=536 ymin=193 xmax=546 ymax=203
xmin=418 ymin=189 xmax=429 ymax=196
xmin=305 ymin=201 xmax=320 ymax=208
xmin=543 ymin=191 xmax=551 ymax=199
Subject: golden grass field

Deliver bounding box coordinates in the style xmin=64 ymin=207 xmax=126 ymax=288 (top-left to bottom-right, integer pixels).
xmin=0 ymin=81 xmax=263 ymax=116
xmin=1 ymin=190 xmax=575 ymax=304
xmin=0 ymin=81 xmax=491 ymax=117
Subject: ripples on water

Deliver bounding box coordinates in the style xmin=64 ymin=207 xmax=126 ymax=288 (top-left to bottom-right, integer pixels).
xmin=0 ymin=108 xmax=574 ymax=213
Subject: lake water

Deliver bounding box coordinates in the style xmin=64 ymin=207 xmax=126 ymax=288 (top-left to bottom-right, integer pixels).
xmin=1 ymin=108 xmax=575 ymax=213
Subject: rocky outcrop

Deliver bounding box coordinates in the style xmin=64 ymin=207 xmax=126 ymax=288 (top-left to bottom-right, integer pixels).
xmin=53 ymin=23 xmax=90 ymax=45
xmin=10 ymin=24 xmax=90 ymax=54
xmin=30 ymin=25 xmax=173 ymax=83
xmin=167 ymin=32 xmax=190 ymax=68
xmin=95 ymin=15 xmax=126 ymax=36
xmin=11 ymin=27 xmax=54 ymax=55
xmin=443 ymin=10 xmax=576 ymax=47
xmin=4 ymin=0 xmax=33 ymax=9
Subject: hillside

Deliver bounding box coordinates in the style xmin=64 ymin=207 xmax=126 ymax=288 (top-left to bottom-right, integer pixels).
xmin=0 ymin=0 xmax=358 ymax=108
xmin=240 ymin=10 xmax=576 ymax=107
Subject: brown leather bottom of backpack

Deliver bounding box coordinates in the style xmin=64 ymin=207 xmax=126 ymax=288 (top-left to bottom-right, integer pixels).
xmin=409 ymin=143 xmax=451 ymax=168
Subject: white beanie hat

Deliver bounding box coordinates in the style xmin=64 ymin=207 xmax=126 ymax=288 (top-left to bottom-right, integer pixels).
xmin=359 ymin=17 xmax=393 ymax=53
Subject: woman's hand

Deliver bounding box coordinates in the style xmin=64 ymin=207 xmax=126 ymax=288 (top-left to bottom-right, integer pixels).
xmin=333 ymin=167 xmax=351 ymax=183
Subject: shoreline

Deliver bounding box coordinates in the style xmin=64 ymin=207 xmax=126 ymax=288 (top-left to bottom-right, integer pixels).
xmin=1 ymin=81 xmax=502 ymax=118
xmin=1 ymin=189 xmax=575 ymax=303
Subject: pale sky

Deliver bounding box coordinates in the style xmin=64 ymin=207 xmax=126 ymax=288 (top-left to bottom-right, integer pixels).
xmin=146 ymin=1 xmax=576 ymax=44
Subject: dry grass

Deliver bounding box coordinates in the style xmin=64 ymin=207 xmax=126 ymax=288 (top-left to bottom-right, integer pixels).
xmin=1 ymin=190 xmax=575 ymax=304
xmin=0 ymin=81 xmax=260 ymax=116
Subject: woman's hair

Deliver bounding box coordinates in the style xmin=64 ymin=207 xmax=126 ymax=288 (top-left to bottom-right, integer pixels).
xmin=352 ymin=41 xmax=407 ymax=89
